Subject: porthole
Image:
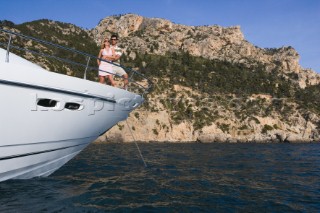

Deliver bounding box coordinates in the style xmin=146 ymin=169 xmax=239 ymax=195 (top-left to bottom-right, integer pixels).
xmin=37 ymin=99 xmax=57 ymax=107
xmin=65 ymin=102 xmax=81 ymax=110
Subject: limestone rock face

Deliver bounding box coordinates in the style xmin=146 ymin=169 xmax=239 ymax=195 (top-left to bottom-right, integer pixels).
xmin=97 ymin=92 xmax=320 ymax=143
xmin=92 ymin=14 xmax=319 ymax=87
xmin=89 ymin=14 xmax=320 ymax=143
xmin=99 ymin=110 xmax=320 ymax=143
xmin=95 ymin=14 xmax=144 ymax=38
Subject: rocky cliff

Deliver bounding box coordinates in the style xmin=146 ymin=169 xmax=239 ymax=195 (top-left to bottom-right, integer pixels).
xmin=98 ymin=84 xmax=320 ymax=143
xmin=90 ymin=14 xmax=320 ymax=143
xmin=93 ymin=14 xmax=320 ymax=89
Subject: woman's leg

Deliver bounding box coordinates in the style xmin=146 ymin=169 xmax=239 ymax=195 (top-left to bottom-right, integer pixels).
xmin=123 ymin=73 xmax=129 ymax=89
xmin=99 ymin=75 xmax=105 ymax=84
xmin=107 ymin=75 xmax=116 ymax=87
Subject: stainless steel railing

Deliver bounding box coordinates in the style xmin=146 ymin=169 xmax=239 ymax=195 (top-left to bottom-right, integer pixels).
xmin=0 ymin=28 xmax=153 ymax=95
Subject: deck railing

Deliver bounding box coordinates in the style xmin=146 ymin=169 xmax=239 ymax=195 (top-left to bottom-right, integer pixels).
xmin=0 ymin=28 xmax=153 ymax=96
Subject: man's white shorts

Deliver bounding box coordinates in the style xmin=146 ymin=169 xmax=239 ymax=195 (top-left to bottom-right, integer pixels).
xmin=112 ymin=65 xmax=127 ymax=76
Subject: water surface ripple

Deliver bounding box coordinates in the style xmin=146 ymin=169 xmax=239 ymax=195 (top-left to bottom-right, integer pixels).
xmin=0 ymin=143 xmax=319 ymax=212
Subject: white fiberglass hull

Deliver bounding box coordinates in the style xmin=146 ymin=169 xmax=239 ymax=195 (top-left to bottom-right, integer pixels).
xmin=0 ymin=49 xmax=143 ymax=182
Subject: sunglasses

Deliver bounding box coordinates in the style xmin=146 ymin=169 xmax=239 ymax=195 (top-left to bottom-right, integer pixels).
xmin=111 ymin=38 xmax=118 ymax=41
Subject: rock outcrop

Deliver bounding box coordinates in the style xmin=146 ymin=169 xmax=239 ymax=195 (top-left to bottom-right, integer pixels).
xmin=96 ymin=106 xmax=320 ymax=143
xmin=92 ymin=14 xmax=320 ymax=88
xmin=90 ymin=14 xmax=320 ymax=143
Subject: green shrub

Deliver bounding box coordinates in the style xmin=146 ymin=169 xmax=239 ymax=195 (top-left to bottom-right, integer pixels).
xmin=262 ymin=124 xmax=273 ymax=134
xmin=134 ymin=112 xmax=140 ymax=119
xmin=152 ymin=128 xmax=159 ymax=135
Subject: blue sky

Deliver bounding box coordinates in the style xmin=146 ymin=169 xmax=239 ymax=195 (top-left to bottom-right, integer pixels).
xmin=1 ymin=0 xmax=319 ymax=73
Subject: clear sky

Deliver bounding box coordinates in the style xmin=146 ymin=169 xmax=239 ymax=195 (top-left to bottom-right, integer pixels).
xmin=0 ymin=0 xmax=319 ymax=73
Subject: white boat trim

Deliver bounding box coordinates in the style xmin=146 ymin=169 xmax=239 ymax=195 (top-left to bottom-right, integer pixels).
xmin=0 ymin=78 xmax=116 ymax=103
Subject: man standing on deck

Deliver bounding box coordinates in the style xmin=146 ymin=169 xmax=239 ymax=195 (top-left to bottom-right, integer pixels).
xmin=110 ymin=34 xmax=129 ymax=90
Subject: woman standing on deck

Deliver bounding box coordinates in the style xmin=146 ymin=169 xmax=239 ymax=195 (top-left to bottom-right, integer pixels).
xmin=97 ymin=38 xmax=116 ymax=86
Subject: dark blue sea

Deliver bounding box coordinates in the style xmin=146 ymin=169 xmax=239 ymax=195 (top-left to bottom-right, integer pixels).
xmin=0 ymin=143 xmax=319 ymax=212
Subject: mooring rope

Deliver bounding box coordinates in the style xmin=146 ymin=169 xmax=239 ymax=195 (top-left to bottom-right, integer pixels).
xmin=126 ymin=120 xmax=147 ymax=167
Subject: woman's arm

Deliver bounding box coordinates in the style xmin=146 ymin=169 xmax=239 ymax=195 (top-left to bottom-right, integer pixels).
xmin=97 ymin=49 xmax=102 ymax=66
xmin=103 ymin=55 xmax=116 ymax=61
xmin=102 ymin=49 xmax=116 ymax=61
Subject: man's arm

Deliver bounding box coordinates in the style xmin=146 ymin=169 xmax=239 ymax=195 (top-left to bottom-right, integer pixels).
xmin=113 ymin=55 xmax=121 ymax=61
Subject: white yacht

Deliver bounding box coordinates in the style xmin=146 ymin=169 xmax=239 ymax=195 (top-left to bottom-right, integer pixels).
xmin=0 ymin=28 xmax=152 ymax=182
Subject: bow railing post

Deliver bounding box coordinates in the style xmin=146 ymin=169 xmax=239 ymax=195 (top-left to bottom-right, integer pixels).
xmin=84 ymin=56 xmax=91 ymax=79
xmin=129 ymin=70 xmax=135 ymax=82
xmin=5 ymin=34 xmax=12 ymax=63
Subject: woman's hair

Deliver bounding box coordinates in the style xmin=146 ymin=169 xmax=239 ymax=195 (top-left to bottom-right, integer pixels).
xmin=100 ymin=38 xmax=109 ymax=49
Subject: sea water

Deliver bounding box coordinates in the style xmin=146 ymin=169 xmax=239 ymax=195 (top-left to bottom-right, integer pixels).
xmin=0 ymin=143 xmax=319 ymax=212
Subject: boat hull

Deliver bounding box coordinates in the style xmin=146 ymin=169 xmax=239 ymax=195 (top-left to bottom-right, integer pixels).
xmin=0 ymin=137 xmax=93 ymax=181
xmin=0 ymin=49 xmax=143 ymax=181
